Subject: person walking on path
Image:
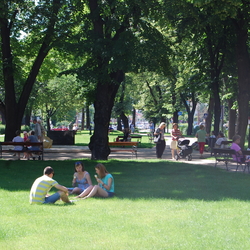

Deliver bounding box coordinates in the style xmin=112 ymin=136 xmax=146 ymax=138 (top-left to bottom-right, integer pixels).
xmin=154 ymin=122 xmax=166 ymax=159
xmin=30 ymin=166 xmax=71 ymax=204
xmin=170 ymin=123 xmax=182 ymax=159
xmin=195 ymin=124 xmax=207 ymax=158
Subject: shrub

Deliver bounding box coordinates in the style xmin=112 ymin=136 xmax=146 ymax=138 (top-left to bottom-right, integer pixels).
xmin=21 ymin=125 xmax=31 ymax=132
xmin=0 ymin=124 xmax=5 ymax=134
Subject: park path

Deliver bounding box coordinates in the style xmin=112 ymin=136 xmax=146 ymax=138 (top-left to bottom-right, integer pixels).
xmin=0 ymin=135 xmax=245 ymax=173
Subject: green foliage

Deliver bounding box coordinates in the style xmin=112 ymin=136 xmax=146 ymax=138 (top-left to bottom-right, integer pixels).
xmin=21 ymin=125 xmax=31 ymax=133
xmin=0 ymin=125 xmax=5 ymax=135
xmin=34 ymin=74 xmax=80 ymax=122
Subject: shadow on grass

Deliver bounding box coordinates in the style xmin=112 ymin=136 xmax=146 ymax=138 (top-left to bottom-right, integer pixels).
xmin=1 ymin=159 xmax=250 ymax=201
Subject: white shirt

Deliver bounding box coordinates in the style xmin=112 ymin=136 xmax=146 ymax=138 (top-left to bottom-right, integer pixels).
xmin=12 ymin=136 xmax=24 ymax=150
xmin=215 ymin=137 xmax=226 ymax=148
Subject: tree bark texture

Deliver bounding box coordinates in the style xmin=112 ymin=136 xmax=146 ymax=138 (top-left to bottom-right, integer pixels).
xmin=228 ymin=99 xmax=236 ymax=139
xmin=81 ymin=108 xmax=85 ymax=130
xmin=234 ymin=14 xmax=250 ymax=148
xmin=0 ymin=0 xmax=62 ymax=141
xmin=181 ymin=93 xmax=197 ymax=135
xmin=205 ymin=96 xmax=214 ymax=135
xmin=88 ymin=71 xmax=124 ymax=160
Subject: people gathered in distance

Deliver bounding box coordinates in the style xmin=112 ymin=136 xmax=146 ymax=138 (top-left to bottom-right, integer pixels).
xmin=67 ymin=161 xmax=93 ymax=195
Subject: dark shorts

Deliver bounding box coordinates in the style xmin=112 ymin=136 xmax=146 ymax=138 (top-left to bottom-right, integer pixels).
xmin=107 ymin=192 xmax=115 ymax=198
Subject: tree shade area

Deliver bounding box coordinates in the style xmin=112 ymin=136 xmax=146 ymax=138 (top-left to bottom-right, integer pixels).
xmin=0 ymin=0 xmax=250 ymax=159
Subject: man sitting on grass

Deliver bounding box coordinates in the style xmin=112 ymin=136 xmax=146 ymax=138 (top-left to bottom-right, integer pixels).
xmin=30 ymin=166 xmax=71 ymax=204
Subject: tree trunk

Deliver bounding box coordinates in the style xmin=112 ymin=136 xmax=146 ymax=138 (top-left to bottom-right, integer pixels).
xmin=24 ymin=114 xmax=31 ymax=127
xmin=212 ymin=79 xmax=221 ymax=136
xmin=132 ymin=107 xmax=136 ymax=126
xmin=228 ymin=99 xmax=236 ymax=139
xmin=0 ymin=11 xmax=20 ymax=140
xmin=120 ymin=112 xmax=129 ymax=129
xmin=234 ymin=15 xmax=250 ymax=148
xmin=81 ymin=107 xmax=85 ymax=130
xmin=173 ymin=111 xmax=178 ymax=123
xmin=181 ymin=93 xmax=197 ymax=135
xmin=0 ymin=0 xmax=62 ymax=141
xmin=86 ymin=105 xmax=90 ymax=129
xmin=88 ymin=71 xmax=124 ymax=160
xmin=205 ymin=96 xmax=214 ymax=135
xmin=0 ymin=111 xmax=6 ymax=124
xmin=117 ymin=117 xmax=122 ymax=131
xmin=46 ymin=117 xmax=51 ymax=131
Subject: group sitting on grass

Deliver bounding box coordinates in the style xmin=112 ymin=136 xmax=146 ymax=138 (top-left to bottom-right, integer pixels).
xmin=29 ymin=163 xmax=115 ymax=205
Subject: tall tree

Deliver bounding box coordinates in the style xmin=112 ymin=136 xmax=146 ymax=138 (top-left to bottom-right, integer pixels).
xmin=0 ymin=0 xmax=66 ymax=141
xmin=190 ymin=0 xmax=250 ymax=147
xmin=61 ymin=0 xmax=170 ymax=159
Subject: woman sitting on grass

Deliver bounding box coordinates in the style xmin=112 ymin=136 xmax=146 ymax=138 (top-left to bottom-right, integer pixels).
xmin=76 ymin=163 xmax=115 ymax=199
xmin=68 ymin=161 xmax=92 ymax=194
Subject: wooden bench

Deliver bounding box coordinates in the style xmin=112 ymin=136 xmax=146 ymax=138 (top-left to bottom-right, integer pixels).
xmin=211 ymin=140 xmax=232 ymax=156
xmin=108 ymin=141 xmax=138 ymax=158
xmin=242 ymin=150 xmax=250 ymax=173
xmin=117 ymin=135 xmax=142 ymax=143
xmin=213 ymin=148 xmax=243 ymax=171
xmin=220 ymin=140 xmax=233 ymax=147
xmin=0 ymin=141 xmax=44 ymax=160
xmin=147 ymin=133 xmax=154 ymax=143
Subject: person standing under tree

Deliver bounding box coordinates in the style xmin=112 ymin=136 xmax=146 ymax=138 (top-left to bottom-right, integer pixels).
xmin=170 ymin=123 xmax=182 ymax=159
xmin=154 ymin=122 xmax=166 ymax=159
xmin=33 ymin=119 xmax=42 ymax=141
xmin=195 ymin=124 xmax=207 ymax=158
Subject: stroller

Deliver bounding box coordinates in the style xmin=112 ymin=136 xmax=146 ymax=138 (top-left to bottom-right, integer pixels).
xmin=175 ymin=139 xmax=193 ymax=161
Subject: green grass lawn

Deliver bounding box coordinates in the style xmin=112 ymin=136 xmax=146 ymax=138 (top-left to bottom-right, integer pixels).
xmin=1 ymin=158 xmax=250 ymax=249
xmin=75 ymin=130 xmax=155 ymax=148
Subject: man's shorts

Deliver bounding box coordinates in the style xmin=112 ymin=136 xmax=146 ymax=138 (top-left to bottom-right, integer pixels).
xmin=170 ymin=140 xmax=178 ymax=150
xmin=43 ymin=192 xmax=60 ymax=204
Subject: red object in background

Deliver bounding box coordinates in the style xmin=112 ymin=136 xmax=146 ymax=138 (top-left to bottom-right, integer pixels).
xmin=51 ymin=128 xmax=69 ymax=131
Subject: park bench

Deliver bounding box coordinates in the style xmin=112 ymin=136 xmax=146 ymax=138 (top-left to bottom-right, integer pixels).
xmin=0 ymin=141 xmax=44 ymax=160
xmin=211 ymin=138 xmax=233 ymax=156
xmin=220 ymin=140 xmax=233 ymax=147
xmin=108 ymin=141 xmax=138 ymax=158
xmin=116 ymin=135 xmax=142 ymax=143
xmin=213 ymin=148 xmax=244 ymax=172
xmin=242 ymin=150 xmax=250 ymax=173
xmin=147 ymin=133 xmax=154 ymax=143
